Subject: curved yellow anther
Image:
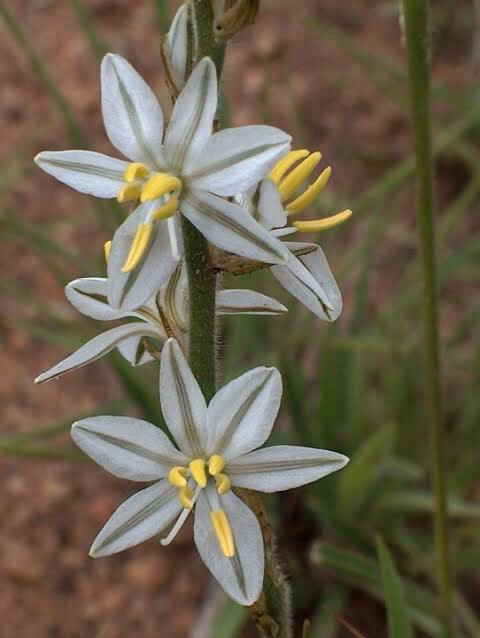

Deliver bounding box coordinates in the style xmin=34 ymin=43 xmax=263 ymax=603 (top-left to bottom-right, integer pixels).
xmin=210 ymin=509 xmax=235 ymax=557
xmin=215 ymin=473 xmax=231 ymax=495
xmin=286 ymin=167 xmax=332 ymax=215
xmin=278 ymin=152 xmax=322 ymax=201
xmin=122 ymin=222 xmax=154 ymax=272
xmin=189 ymin=459 xmax=207 ymax=488
xmin=178 ymin=485 xmax=194 ymax=509
xmin=141 ymin=174 xmax=182 ymax=202
xmin=151 ymin=195 xmax=179 ymax=221
xmin=208 ymin=454 xmax=225 ymax=476
xmin=269 ymin=150 xmax=309 ymax=184
xmin=293 ymin=209 xmax=352 ymax=233
xmin=117 ymin=182 xmax=142 ymax=203
xmin=124 ymin=162 xmax=150 ymax=183
xmin=168 ymin=466 xmax=188 ymax=488
xmin=104 ymin=240 xmax=112 ymax=262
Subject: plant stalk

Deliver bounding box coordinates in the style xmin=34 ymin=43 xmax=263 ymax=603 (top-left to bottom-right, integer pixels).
xmin=401 ymin=1 xmax=454 ymax=635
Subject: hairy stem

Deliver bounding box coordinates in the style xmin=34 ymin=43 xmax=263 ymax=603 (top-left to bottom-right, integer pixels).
xmin=401 ymin=1 xmax=454 ymax=635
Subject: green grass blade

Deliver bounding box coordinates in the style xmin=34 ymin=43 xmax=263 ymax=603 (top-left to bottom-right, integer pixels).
xmin=210 ymin=599 xmax=248 ymax=638
xmin=70 ymin=0 xmax=107 ymax=61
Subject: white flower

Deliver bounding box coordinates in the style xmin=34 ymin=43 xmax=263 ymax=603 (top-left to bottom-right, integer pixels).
xmin=71 ymin=338 xmax=348 ymax=605
xmin=236 ymin=150 xmax=352 ymax=321
xmin=35 ymin=54 xmax=291 ymax=311
xmin=35 ymin=261 xmax=287 ymax=384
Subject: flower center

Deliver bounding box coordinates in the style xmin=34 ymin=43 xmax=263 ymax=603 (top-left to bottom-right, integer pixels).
xmin=167 ymin=454 xmax=235 ymax=557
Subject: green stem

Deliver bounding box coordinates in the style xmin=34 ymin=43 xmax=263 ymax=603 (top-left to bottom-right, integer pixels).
xmin=401 ymin=2 xmax=454 ymax=636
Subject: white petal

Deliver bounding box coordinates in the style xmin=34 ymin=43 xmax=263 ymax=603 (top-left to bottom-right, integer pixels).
xmin=72 ymin=416 xmax=187 ymax=481
xmin=35 ymin=150 xmax=127 ymax=198
xmin=257 ymin=178 xmax=287 ymax=230
xmin=181 ymin=189 xmax=288 ymax=265
xmin=107 ymin=203 xmax=179 ymax=311
xmin=117 ymin=334 xmax=157 ymax=366
xmin=228 ymin=445 xmax=349 ymax=492
xmin=90 ymin=481 xmax=182 ymax=557
xmin=66 ymin=278 xmax=127 ymax=321
xmin=271 ymin=243 xmax=342 ymax=321
xmin=186 ymin=126 xmax=291 ymax=196
xmin=216 ymin=289 xmax=287 ymax=315
xmin=101 ymin=53 xmax=166 ymax=168
xmin=164 ymin=57 xmax=217 ymax=171
xmin=194 ymin=490 xmax=264 ymax=606
xmin=165 ymin=4 xmax=189 ymax=90
xmin=34 ymin=323 xmax=159 ymax=383
xmin=160 ymin=339 xmax=208 ymax=457
xmin=206 ymin=367 xmax=282 ymax=460
xmin=158 ymin=262 xmax=189 ymax=334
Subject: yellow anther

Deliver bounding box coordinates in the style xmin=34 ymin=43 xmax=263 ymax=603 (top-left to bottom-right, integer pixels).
xmin=278 ymin=152 xmax=322 ymax=201
xmin=141 ymin=173 xmax=182 ymax=202
xmin=210 ymin=509 xmax=235 ymax=557
xmin=117 ymin=182 xmax=142 ymax=203
xmin=208 ymin=454 xmax=225 ymax=476
xmin=293 ymin=209 xmax=352 ymax=233
xmin=168 ymin=466 xmax=188 ymax=488
xmin=104 ymin=240 xmax=112 ymax=262
xmin=178 ymin=485 xmax=194 ymax=509
xmin=286 ymin=167 xmax=332 ymax=215
xmin=215 ymin=473 xmax=231 ymax=495
xmin=189 ymin=459 xmax=207 ymax=488
xmin=122 ymin=222 xmax=154 ymax=272
xmin=124 ymin=162 xmax=150 ymax=183
xmin=151 ymin=195 xmax=179 ymax=221
xmin=269 ymin=150 xmax=309 ymax=184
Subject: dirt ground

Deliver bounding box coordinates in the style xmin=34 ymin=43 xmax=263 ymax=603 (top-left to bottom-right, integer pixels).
xmin=0 ymin=1 xmax=472 ymax=636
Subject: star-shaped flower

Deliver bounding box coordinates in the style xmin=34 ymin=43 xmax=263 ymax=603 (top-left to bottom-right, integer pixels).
xmin=35 ymin=54 xmax=291 ymax=311
xmin=35 ymin=262 xmax=287 ymax=384
xmin=71 ymin=338 xmax=348 ymax=605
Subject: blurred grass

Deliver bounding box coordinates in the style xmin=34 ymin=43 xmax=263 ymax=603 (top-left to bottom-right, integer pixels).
xmin=0 ymin=0 xmax=478 ymax=636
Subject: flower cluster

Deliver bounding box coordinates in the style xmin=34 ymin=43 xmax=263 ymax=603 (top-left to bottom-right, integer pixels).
xmin=34 ymin=3 xmax=351 ymax=607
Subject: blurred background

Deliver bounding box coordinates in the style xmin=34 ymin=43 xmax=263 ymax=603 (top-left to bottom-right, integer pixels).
xmin=0 ymin=0 xmax=479 ymax=636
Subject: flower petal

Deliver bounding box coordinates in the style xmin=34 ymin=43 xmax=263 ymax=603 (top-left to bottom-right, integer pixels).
xmin=107 ymin=203 xmax=179 ymax=311
xmin=35 ymin=150 xmax=127 ymax=198
xmin=101 ymin=53 xmax=166 ymax=168
xmin=165 ymin=3 xmax=189 ymax=90
xmin=228 ymin=445 xmax=349 ymax=492
xmin=66 ymin=277 xmax=127 ymax=321
xmin=257 ymin=178 xmax=287 ymax=230
xmin=216 ymin=289 xmax=287 ymax=315
xmin=117 ymin=334 xmax=157 ymax=366
xmin=186 ymin=126 xmax=291 ymax=196
xmin=194 ymin=490 xmax=264 ymax=606
xmin=206 ymin=367 xmax=282 ymax=460
xmin=181 ymin=189 xmax=288 ymax=265
xmin=271 ymin=243 xmax=342 ymax=321
xmin=72 ymin=416 xmax=187 ymax=481
xmin=160 ymin=338 xmax=208 ymax=457
xmin=34 ymin=323 xmax=159 ymax=383
xmin=164 ymin=57 xmax=217 ymax=171
xmin=90 ymin=481 xmax=182 ymax=557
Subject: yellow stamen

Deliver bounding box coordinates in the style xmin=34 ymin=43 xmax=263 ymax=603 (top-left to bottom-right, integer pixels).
xmin=104 ymin=240 xmax=112 ymax=262
xmin=117 ymin=182 xmax=142 ymax=203
xmin=215 ymin=473 xmax=231 ymax=495
xmin=293 ymin=209 xmax=352 ymax=233
xmin=151 ymin=195 xmax=179 ymax=221
xmin=210 ymin=509 xmax=235 ymax=557
xmin=178 ymin=485 xmax=194 ymax=509
xmin=208 ymin=454 xmax=225 ymax=476
xmin=141 ymin=174 xmax=182 ymax=202
xmin=269 ymin=150 xmax=309 ymax=184
xmin=278 ymin=152 xmax=322 ymax=201
xmin=189 ymin=459 xmax=207 ymax=488
xmin=124 ymin=162 xmax=150 ymax=183
xmin=168 ymin=466 xmax=188 ymax=488
xmin=121 ymin=222 xmax=154 ymax=272
xmin=286 ymin=167 xmax=332 ymax=215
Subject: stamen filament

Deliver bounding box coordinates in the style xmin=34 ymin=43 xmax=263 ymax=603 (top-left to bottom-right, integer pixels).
xmin=151 ymin=195 xmax=179 ymax=221
xmin=189 ymin=459 xmax=207 ymax=488
xmin=208 ymin=454 xmax=225 ymax=476
xmin=293 ymin=209 xmax=352 ymax=233
xmin=124 ymin=162 xmax=150 ymax=183
xmin=122 ymin=222 xmax=154 ymax=272
xmin=286 ymin=166 xmax=332 ymax=215
xmin=141 ymin=174 xmax=182 ymax=202
xmin=278 ymin=152 xmax=322 ymax=201
xmin=167 ymin=217 xmax=181 ymax=262
xmin=210 ymin=509 xmax=235 ymax=557
xmin=160 ymin=485 xmax=201 ymax=546
xmin=269 ymin=150 xmax=309 ymax=184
